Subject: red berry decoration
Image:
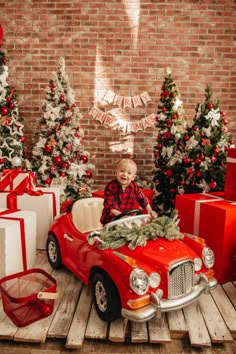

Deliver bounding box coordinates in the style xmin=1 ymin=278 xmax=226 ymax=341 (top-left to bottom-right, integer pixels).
xmin=20 ymin=136 xmax=26 ymax=143
xmin=60 ymin=172 xmax=66 ymax=177
xmin=199 ymin=154 xmax=205 ymax=161
xmin=59 ymin=94 xmax=65 ymax=102
xmin=80 ymin=155 xmax=88 ymax=164
xmin=180 ymin=180 xmax=185 ymax=185
xmin=44 ymin=145 xmax=53 ymax=153
xmin=196 ymin=171 xmax=201 ymax=178
xmin=195 ymin=158 xmax=201 ymax=165
xmin=0 ymin=158 xmax=5 ymax=164
xmin=86 ymin=170 xmax=92 ymax=178
xmin=223 ymin=118 xmax=227 ymax=125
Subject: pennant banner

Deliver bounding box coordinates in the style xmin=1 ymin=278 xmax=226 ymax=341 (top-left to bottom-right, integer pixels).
xmin=102 ymin=90 xmax=151 ymax=109
xmin=88 ymin=106 xmax=156 ymax=134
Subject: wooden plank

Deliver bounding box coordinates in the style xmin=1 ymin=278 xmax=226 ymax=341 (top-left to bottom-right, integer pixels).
xmin=108 ymin=317 xmax=128 ymax=342
xmin=148 ymin=314 xmax=171 ymax=343
xmin=47 ymin=275 xmax=83 ymax=338
xmin=223 ymin=282 xmax=236 ymax=308
xmin=85 ymin=303 xmax=108 ymax=340
xmin=130 ymin=321 xmax=148 ymax=343
xmin=183 ymin=302 xmax=211 ymax=347
xmin=199 ymin=292 xmax=233 ymax=343
xmin=210 ymin=285 xmax=236 ymax=336
xmin=167 ymin=309 xmax=188 ymax=339
xmin=66 ymin=285 xmax=92 ymax=349
xmin=13 ymin=268 xmax=71 ymax=343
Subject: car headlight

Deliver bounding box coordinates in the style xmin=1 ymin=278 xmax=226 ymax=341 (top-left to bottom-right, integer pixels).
xmin=149 ymin=272 xmax=161 ymax=288
xmin=194 ymin=257 xmax=202 ymax=271
xmin=202 ymin=246 xmax=215 ymax=268
xmin=130 ymin=268 xmax=149 ymax=295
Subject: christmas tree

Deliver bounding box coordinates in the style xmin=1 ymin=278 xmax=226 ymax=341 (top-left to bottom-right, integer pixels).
xmin=31 ymin=57 xmax=94 ymax=203
xmin=0 ymin=48 xmax=30 ymax=171
xmin=152 ymin=68 xmax=187 ymax=216
xmin=179 ymin=85 xmax=234 ymax=193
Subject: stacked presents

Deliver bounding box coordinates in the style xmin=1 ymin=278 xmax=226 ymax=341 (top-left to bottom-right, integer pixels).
xmin=0 ymin=168 xmax=60 ymax=279
xmin=176 ymin=148 xmax=236 ymax=284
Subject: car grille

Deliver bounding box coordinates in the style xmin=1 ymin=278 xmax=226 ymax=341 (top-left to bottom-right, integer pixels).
xmin=168 ymin=261 xmax=194 ymax=299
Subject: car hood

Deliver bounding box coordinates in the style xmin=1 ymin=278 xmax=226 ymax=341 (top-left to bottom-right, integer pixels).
xmin=114 ymin=238 xmax=197 ymax=269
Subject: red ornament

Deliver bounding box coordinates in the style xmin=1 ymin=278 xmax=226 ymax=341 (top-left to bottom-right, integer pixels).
xmin=161 ymin=107 xmax=167 ymax=112
xmin=200 ymin=131 xmax=205 ymax=137
xmin=60 ymin=172 xmax=66 ymax=177
xmin=86 ymin=170 xmax=92 ymax=178
xmin=53 ymin=156 xmax=63 ymax=165
xmin=184 ymin=135 xmax=189 ymax=141
xmin=80 ymin=155 xmax=88 ymax=164
xmin=157 ymin=143 xmax=162 ymax=149
xmin=166 ymin=169 xmax=173 ymax=177
xmin=59 ymin=94 xmax=65 ymax=102
xmin=74 ymin=132 xmax=79 ymax=137
xmin=63 ymin=161 xmax=69 ymax=169
xmin=45 ymin=177 xmax=52 ymax=185
xmin=207 ymin=103 xmax=214 ymax=109
xmin=184 ymin=157 xmax=191 ymax=164
xmin=20 ymin=136 xmax=26 ymax=143
xmin=223 ymin=118 xmax=228 ymax=125
xmin=194 ymin=158 xmax=201 ymax=165
xmin=209 ymin=181 xmax=217 ymax=189
xmin=180 ymin=180 xmax=185 ymax=185
xmin=221 ymin=111 xmax=226 ymax=116
xmin=0 ymin=107 xmax=9 ymax=115
xmin=196 ymin=171 xmax=201 ymax=178
xmin=0 ymin=158 xmax=5 ymax=164
xmin=9 ymin=102 xmax=15 ymax=109
xmin=170 ymin=188 xmax=175 ymax=194
xmin=44 ymin=145 xmax=53 ymax=153
xmin=199 ymin=154 xmax=205 ymax=161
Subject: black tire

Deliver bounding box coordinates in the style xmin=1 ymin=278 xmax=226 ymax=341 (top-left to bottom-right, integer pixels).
xmin=92 ymin=272 xmax=121 ymax=322
xmin=46 ymin=234 xmax=62 ymax=269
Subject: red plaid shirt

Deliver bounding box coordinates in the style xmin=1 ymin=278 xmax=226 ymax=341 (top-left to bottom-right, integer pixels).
xmin=100 ymin=179 xmax=149 ymax=225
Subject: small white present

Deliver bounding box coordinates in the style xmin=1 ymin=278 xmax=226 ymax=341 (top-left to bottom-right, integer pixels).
xmin=0 ymin=209 xmax=37 ymax=278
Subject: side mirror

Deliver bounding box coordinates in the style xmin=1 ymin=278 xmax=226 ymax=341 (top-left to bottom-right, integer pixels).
xmin=87 ymin=231 xmax=103 ymax=246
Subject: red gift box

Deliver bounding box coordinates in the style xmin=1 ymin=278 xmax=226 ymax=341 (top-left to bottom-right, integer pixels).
xmin=0 ymin=169 xmax=36 ymax=192
xmin=176 ymin=193 xmax=236 ymax=284
xmin=224 ymin=148 xmax=236 ymax=201
xmin=92 ymin=188 xmax=155 ymax=210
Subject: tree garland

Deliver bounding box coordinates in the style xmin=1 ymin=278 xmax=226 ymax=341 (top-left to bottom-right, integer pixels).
xmin=98 ymin=212 xmax=183 ymax=250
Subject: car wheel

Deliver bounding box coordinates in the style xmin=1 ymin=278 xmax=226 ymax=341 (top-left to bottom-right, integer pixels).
xmin=46 ymin=234 xmax=62 ymax=269
xmin=92 ymin=272 xmax=121 ymax=322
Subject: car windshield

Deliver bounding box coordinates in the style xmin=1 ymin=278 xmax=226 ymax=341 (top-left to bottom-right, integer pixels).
xmin=105 ymin=214 xmax=151 ymax=232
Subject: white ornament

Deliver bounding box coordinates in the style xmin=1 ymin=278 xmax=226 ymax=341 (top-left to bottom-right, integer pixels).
xmin=11 ymin=156 xmax=22 ymax=167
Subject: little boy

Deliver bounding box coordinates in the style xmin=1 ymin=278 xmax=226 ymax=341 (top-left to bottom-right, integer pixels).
xmin=100 ymin=158 xmax=157 ymax=225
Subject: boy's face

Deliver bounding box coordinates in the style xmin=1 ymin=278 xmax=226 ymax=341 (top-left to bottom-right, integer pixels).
xmin=116 ymin=161 xmax=137 ymax=188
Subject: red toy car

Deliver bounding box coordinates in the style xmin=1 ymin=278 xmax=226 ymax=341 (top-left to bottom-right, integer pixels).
xmin=46 ymin=197 xmax=218 ymax=322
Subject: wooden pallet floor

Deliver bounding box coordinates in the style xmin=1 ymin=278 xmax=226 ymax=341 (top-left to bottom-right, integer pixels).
xmin=0 ymin=251 xmax=236 ymax=353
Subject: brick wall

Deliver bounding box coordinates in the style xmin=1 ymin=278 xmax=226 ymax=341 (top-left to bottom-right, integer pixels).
xmin=1 ymin=0 xmax=236 ymax=189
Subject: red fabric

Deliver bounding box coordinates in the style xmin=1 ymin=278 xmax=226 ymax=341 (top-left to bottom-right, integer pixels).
xmin=0 ymin=209 xmax=27 ymax=270
xmin=100 ymin=180 xmax=149 ymax=225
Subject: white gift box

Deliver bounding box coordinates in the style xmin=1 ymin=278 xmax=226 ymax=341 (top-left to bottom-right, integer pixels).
xmin=35 ymin=186 xmax=61 ymax=217
xmin=0 ymin=209 xmax=36 ymax=278
xmin=0 ymin=191 xmax=57 ymax=249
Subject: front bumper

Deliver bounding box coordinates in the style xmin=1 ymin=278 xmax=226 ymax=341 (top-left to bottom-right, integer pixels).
xmin=121 ymin=275 xmax=218 ymax=322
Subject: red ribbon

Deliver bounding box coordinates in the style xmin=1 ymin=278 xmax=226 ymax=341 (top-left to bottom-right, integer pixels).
xmin=6 ymin=188 xmax=43 ymax=210
xmin=0 ymin=209 xmax=27 ymax=271
xmin=42 ymin=192 xmax=57 ymax=216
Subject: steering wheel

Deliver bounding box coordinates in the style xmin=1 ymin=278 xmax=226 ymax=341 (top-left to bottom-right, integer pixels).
xmin=111 ymin=208 xmax=142 ymax=222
